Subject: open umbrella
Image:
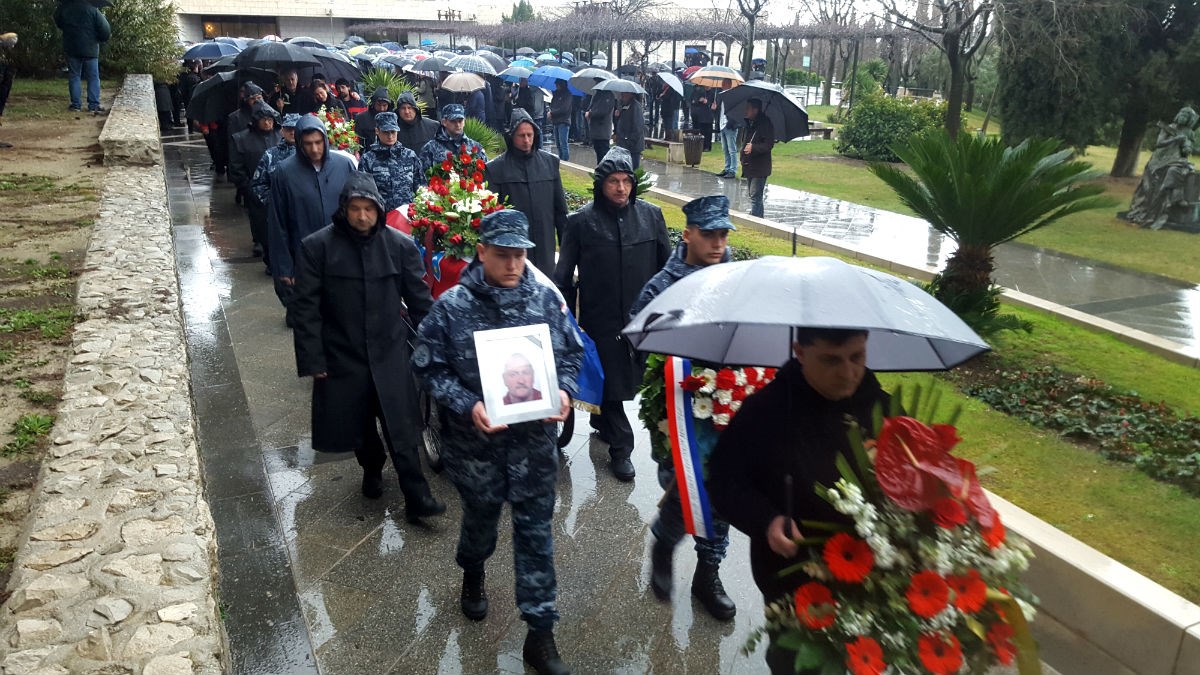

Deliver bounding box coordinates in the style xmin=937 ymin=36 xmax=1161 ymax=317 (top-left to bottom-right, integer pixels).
xmin=440 ymin=72 xmax=486 ymax=93
xmin=345 ymin=35 xmax=366 ymax=45
xmin=474 ymin=51 xmax=508 ymax=72
xmin=516 ymin=47 xmax=536 ymax=55
xmin=413 ymin=56 xmax=450 ymax=73
xmin=298 ymin=47 xmax=362 ymax=84
xmin=569 ymin=67 xmax=615 ymax=94
xmin=498 ymin=66 xmax=533 ymax=83
xmin=379 ymin=55 xmax=414 ymax=70
xmin=186 ymin=69 xmax=278 ymax=124
xmin=528 ymin=64 xmax=574 ymax=89
xmin=235 ymin=42 xmax=319 ymax=70
xmin=445 ymin=54 xmax=498 ymax=76
xmin=688 ymin=65 xmax=745 ymax=88
xmin=536 ymin=53 xmax=558 ymax=63
xmin=286 ymin=36 xmax=326 ymax=49
xmin=201 ymin=54 xmax=239 ymax=75
xmin=655 ymin=72 xmax=684 ymax=97
xmin=719 ymin=80 xmax=809 ymax=141
xmin=183 ymin=41 xmax=241 ymax=60
xmin=510 ymin=58 xmax=537 ymax=69
xmin=590 ymin=78 xmax=646 ymax=96
xmin=624 ymin=256 xmax=990 ymax=371
xmin=433 ymin=50 xmax=458 ymax=59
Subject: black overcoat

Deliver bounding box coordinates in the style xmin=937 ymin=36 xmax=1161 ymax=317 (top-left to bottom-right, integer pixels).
xmin=291 ymin=201 xmax=434 ymax=453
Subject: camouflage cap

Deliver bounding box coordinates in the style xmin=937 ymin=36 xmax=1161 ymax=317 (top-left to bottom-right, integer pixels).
xmin=441 ymin=103 xmax=466 ymax=120
xmin=681 ymin=195 xmax=736 ymax=231
xmin=374 ymin=111 xmax=400 ymax=132
xmin=479 ymin=209 xmax=535 ymax=249
xmin=281 ymin=113 xmax=301 ymax=128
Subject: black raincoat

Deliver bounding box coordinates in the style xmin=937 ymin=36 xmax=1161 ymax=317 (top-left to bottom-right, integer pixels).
xmin=393 ymin=90 xmax=439 ymax=154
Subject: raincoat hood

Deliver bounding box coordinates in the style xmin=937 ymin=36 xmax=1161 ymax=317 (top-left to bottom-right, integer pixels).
xmin=369 ymin=86 xmax=394 ymax=110
xmin=294 ymin=115 xmax=330 ymax=167
xmin=250 ymin=101 xmax=279 ymax=125
xmin=332 ymin=171 xmax=386 ymax=233
xmin=592 ymin=146 xmax=638 ymax=205
xmin=395 ymin=90 xmax=424 ymax=121
xmin=505 ymin=107 xmax=542 ymax=156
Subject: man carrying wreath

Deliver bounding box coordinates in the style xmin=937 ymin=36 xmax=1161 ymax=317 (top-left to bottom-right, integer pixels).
xmin=629 ymin=195 xmax=739 ymax=621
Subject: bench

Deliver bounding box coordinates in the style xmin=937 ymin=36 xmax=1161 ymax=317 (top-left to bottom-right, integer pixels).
xmin=645 ymin=137 xmax=685 ymax=163
xmin=808 ymin=123 xmax=835 ymax=141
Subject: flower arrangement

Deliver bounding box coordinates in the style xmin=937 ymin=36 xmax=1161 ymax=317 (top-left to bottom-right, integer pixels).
xmin=407 ymin=143 xmax=505 ymax=260
xmin=638 ymin=354 xmax=776 ymax=464
xmin=314 ymin=106 xmax=359 ymax=153
xmin=754 ymin=390 xmax=1040 ymax=675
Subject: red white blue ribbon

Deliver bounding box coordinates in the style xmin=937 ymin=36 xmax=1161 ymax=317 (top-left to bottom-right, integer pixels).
xmin=665 ymin=356 xmax=716 ymax=539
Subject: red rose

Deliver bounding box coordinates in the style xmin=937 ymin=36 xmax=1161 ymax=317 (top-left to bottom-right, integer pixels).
xmin=460 ymin=180 xmax=469 ymax=189
xmin=437 ymin=223 xmax=449 ymax=234
xmin=441 ymin=160 xmax=453 ymax=172
xmin=715 ymin=368 xmax=737 ymax=390
xmin=472 ymin=171 xmax=484 ymax=183
xmin=407 ymin=204 xmax=416 ymax=218
xmin=680 ymin=375 xmax=706 ymax=392
xmin=823 ymin=533 xmax=875 ymax=584
xmin=906 ymin=570 xmax=950 ymax=618
xmin=931 ymin=497 xmax=968 ymax=528
xmin=449 ymin=233 xmax=464 ymax=245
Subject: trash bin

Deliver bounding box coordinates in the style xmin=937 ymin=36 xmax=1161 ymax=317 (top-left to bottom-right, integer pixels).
xmin=683 ymin=132 xmax=704 ymax=166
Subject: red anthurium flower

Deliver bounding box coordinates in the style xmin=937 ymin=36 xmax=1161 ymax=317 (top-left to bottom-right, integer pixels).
xmin=906 ymin=570 xmax=950 ymax=618
xmin=982 ymin=516 xmax=1006 ymax=549
xmin=845 ymin=636 xmax=886 ymax=675
xmin=917 ymin=633 xmax=962 ymax=674
xmin=947 ymin=569 xmax=987 ymax=613
xmin=823 ymin=533 xmax=875 ymax=584
xmin=987 ymin=621 xmax=1016 ymax=665
xmin=793 ymin=582 xmax=837 ymax=630
xmin=931 ymin=497 xmax=968 ymax=529
xmin=875 ymin=417 xmax=965 ymax=512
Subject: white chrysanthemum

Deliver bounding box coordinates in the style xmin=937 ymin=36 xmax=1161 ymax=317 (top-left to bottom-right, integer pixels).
xmin=714 ymin=389 xmax=733 ymax=405
xmin=712 ymin=413 xmax=730 ymax=427
xmin=692 ymin=398 xmax=713 ymax=419
xmin=734 ymin=369 xmax=747 ymax=386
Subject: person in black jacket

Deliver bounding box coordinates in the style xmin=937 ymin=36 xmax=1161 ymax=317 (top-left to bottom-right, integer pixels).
xmin=739 ymin=98 xmax=776 ymax=218
xmin=554 ymin=146 xmax=670 ymax=481
xmin=354 ymin=87 xmax=393 ymax=150
xmin=229 ymin=102 xmax=282 ymax=261
xmin=706 ymin=327 xmax=891 ymax=674
xmin=484 ymin=108 xmax=568 ymax=276
xmin=394 ymin=90 xmax=438 ymax=154
xmin=689 ymin=85 xmax=715 ymax=151
xmin=291 ymin=172 xmax=444 ymax=521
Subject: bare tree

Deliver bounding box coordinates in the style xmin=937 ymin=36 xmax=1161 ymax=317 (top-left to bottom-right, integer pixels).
xmin=736 ymin=0 xmax=770 ymax=76
xmin=876 ymin=0 xmax=993 ymax=138
xmin=798 ymin=0 xmax=856 ymax=105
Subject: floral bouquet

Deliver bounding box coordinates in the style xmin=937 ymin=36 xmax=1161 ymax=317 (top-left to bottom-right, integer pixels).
xmin=407 ymin=143 xmax=505 ymax=261
xmin=755 ymin=391 xmax=1040 ymax=675
xmin=638 ymin=354 xmax=777 ymax=465
xmin=314 ymin=106 xmax=359 ymax=153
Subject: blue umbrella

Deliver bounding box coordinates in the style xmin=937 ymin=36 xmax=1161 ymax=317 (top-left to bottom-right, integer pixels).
xmin=382 ymin=41 xmax=403 ymax=51
xmin=183 ymin=41 xmax=241 ymax=60
xmin=528 ymin=65 xmax=583 ymax=95
xmin=510 ymin=58 xmax=537 ymax=68
xmin=497 ymin=66 xmax=533 ymax=83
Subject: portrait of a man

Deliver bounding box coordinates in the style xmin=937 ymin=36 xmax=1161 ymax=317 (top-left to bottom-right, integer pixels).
xmin=502 ymin=353 xmax=544 ymax=404
xmin=473 ymin=324 xmax=560 ymax=425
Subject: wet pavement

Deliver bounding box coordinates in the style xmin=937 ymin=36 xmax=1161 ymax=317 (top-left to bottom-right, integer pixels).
xmin=565 ymin=145 xmax=1200 ymax=357
xmin=164 ymin=128 xmax=769 ymax=674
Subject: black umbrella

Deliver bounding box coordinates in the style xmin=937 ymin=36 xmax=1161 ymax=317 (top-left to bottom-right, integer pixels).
xmin=718 ymin=80 xmax=809 ymax=141
xmin=234 ymin=42 xmax=320 ymax=70
xmin=186 ymin=70 xmax=278 ymax=124
xmin=345 ymin=35 xmax=366 ymax=45
xmin=413 ymin=56 xmax=450 ymax=73
xmin=287 ymin=36 xmax=326 ymax=49
xmin=298 ymin=47 xmax=362 ymax=84
xmin=201 ymin=54 xmax=238 ymax=75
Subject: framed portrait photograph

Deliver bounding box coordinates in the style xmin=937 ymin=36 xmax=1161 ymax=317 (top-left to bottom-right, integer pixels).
xmin=473 ymin=323 xmax=560 ymax=426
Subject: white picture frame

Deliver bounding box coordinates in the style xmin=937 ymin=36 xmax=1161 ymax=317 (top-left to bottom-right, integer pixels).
xmin=473 ymin=323 xmax=560 ymax=426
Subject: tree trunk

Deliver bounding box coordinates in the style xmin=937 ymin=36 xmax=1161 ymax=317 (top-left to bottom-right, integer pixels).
xmin=965 ymin=77 xmax=976 ymax=112
xmin=940 ymin=243 xmax=995 ymax=300
xmin=822 ymin=39 xmax=838 ymax=106
xmin=744 ymin=18 xmax=756 ymax=77
xmin=1111 ymin=96 xmax=1150 ymax=178
xmin=943 ymin=33 xmax=965 ymax=140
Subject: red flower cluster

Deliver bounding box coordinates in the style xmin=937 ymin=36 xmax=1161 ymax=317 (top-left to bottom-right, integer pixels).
xmin=407 ymin=143 xmax=505 ymax=260
xmin=794 ymin=582 xmax=837 ymax=630
xmin=987 ymin=620 xmax=1016 ymax=664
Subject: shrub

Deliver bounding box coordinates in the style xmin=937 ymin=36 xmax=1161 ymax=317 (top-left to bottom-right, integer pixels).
xmin=0 ymin=0 xmax=62 ymax=78
xmin=359 ymin=68 xmax=427 ymax=113
xmin=101 ymin=0 xmax=181 ymax=83
xmin=463 ymin=117 xmax=505 ymax=157
xmin=835 ymin=93 xmax=946 ymax=162
xmin=783 ymin=68 xmax=821 ymax=87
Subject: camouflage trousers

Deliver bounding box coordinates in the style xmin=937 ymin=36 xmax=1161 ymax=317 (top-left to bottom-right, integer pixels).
xmin=455 ymin=490 xmax=558 ymax=630
xmin=651 ymin=464 xmax=730 ymax=565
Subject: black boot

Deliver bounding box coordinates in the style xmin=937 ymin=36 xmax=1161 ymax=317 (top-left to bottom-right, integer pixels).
xmin=460 ymin=568 xmax=488 ymax=620
xmin=522 ymin=628 xmax=570 ymax=675
xmin=404 ymin=489 xmax=446 ymax=524
xmin=650 ymin=536 xmax=674 ymax=601
xmin=361 ymin=470 xmax=384 ymax=499
xmin=609 ymin=448 xmax=635 ymax=482
xmin=691 ymin=561 xmax=736 ymax=621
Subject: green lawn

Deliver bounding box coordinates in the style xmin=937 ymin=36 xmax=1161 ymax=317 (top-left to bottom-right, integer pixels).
xmin=2 ymin=78 xmax=122 ymax=121
xmin=561 ymin=169 xmax=1200 ymax=600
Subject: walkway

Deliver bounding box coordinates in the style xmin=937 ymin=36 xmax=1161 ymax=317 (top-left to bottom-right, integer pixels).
xmin=564 ymin=145 xmax=1200 ymax=358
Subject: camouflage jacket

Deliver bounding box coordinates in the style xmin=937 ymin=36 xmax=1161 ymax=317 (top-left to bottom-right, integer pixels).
xmin=418 ymin=125 xmax=487 ymax=177
xmin=358 ymin=141 xmax=425 ymax=212
xmin=250 ymin=139 xmax=295 ymax=205
xmin=412 ymin=263 xmax=582 ymax=503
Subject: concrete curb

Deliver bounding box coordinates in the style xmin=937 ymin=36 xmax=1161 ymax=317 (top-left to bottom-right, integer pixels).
xmin=0 ymin=76 xmax=223 ymax=675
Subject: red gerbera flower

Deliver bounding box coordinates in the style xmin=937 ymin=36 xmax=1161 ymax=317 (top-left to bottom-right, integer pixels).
xmin=823 ymin=533 xmax=875 ymax=584
xmin=715 ymin=368 xmax=737 ymax=390
xmin=987 ymin=621 xmax=1016 ymax=665
xmin=793 ymin=582 xmax=837 ymax=630
xmin=845 ymin=636 xmax=885 ymax=675
xmin=680 ymin=375 xmax=706 ymax=392
xmin=906 ymin=571 xmax=950 ymax=618
xmin=918 ymin=633 xmax=962 ymax=674
xmin=947 ymin=569 xmax=987 ymax=613
xmin=931 ymin=497 xmax=968 ymax=529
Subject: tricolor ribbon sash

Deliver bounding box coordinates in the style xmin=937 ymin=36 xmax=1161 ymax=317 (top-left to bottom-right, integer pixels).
xmin=665 ymin=356 xmax=716 ymax=539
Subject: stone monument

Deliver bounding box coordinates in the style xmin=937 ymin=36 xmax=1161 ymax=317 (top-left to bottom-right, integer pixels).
xmin=1123 ymin=106 xmax=1200 ymax=232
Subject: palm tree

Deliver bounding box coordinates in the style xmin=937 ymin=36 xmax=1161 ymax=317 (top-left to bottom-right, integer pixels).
xmin=870 ymin=131 xmax=1113 ymax=303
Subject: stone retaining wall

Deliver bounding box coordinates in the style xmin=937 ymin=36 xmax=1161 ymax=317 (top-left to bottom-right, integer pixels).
xmin=0 ymin=76 xmax=223 ymax=675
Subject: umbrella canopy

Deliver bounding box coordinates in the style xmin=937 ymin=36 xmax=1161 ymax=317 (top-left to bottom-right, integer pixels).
xmin=201 ymin=54 xmax=239 ymax=75
xmin=682 ymin=65 xmax=701 ymax=79
xmin=362 ymin=45 xmax=390 ymax=56
xmin=298 ymin=47 xmax=362 ymax=84
xmin=474 ymin=51 xmax=508 ymax=72
xmin=413 ymin=56 xmax=451 ymax=73
xmin=379 ymin=54 xmax=414 ymax=70
xmin=235 ymin=42 xmax=319 ymax=70
xmin=186 ymin=69 xmax=278 ymax=124
xmin=528 ymin=64 xmax=576 ymax=91
xmin=498 ymin=66 xmax=533 ymax=83
xmin=645 ymin=62 xmax=669 ymax=73
xmin=347 ymin=45 xmax=368 ymax=56
xmin=624 ymin=256 xmax=990 ymax=371
xmin=345 ymin=35 xmax=366 ymax=45
xmin=656 ymin=72 xmax=683 ymax=97
xmin=183 ymin=41 xmax=241 ymax=60
xmin=688 ymin=65 xmax=745 ymax=88
xmin=591 ymin=78 xmax=646 ymax=96
xmin=445 ymin=54 xmax=498 ymax=76
xmin=433 ymin=50 xmax=458 ymax=59
xmin=536 ymin=53 xmax=558 ymax=63
xmin=569 ymin=67 xmax=615 ymax=94
xmin=382 ymin=41 xmax=403 ymax=51
xmin=719 ymin=80 xmax=809 ymax=141
xmin=510 ymin=58 xmax=537 ymax=69
xmin=440 ymin=72 xmax=486 ymax=93
xmin=286 ymin=36 xmax=326 ymax=49
xmin=516 ymin=47 xmax=536 ymax=55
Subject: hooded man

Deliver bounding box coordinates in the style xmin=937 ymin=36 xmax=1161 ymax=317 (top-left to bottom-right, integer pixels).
xmin=484 ymin=108 xmax=568 ymax=276
xmin=613 ymin=90 xmax=645 ymax=171
xmin=53 ymin=0 xmax=110 ymax=114
xmin=354 ymin=86 xmax=393 ymax=150
xmin=394 ymin=90 xmax=438 ymax=154
xmin=291 ymin=172 xmax=445 ymax=521
xmin=413 ymin=209 xmax=582 ymax=675
xmin=251 ymin=113 xmax=300 ymax=209
xmin=267 ymin=115 xmax=355 ymax=318
xmin=419 ymin=103 xmax=488 ymax=175
xmin=554 ymin=146 xmax=670 ymax=482
xmin=584 ymin=88 xmax=615 ymax=159
xmin=359 ymin=111 xmax=424 ymax=213
xmin=629 ymin=195 xmax=740 ymax=622
xmin=229 ymin=102 xmax=282 ymax=260
xmin=0 ymin=33 xmax=16 ymax=148
xmin=225 ymin=82 xmax=265 ymax=197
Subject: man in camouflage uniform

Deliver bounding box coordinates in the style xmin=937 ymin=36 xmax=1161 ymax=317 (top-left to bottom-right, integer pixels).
xmin=358 ymin=111 xmax=424 ymax=213
xmin=418 ymin=103 xmax=488 ymax=175
xmin=412 ymin=210 xmax=581 ymax=675
xmin=250 ymin=113 xmax=299 ymax=209
xmin=629 ymin=194 xmax=739 ymax=622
